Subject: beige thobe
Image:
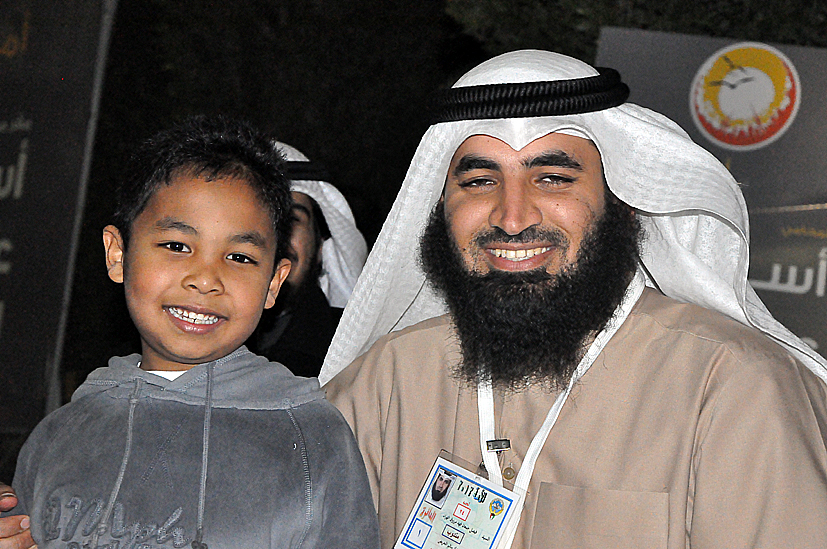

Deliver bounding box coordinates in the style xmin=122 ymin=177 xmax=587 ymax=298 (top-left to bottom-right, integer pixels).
xmin=327 ymin=289 xmax=827 ymax=549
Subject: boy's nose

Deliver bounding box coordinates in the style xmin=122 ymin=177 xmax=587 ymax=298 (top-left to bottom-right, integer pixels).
xmin=182 ymin=264 xmax=225 ymax=294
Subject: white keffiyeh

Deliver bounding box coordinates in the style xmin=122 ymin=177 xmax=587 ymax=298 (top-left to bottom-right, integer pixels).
xmin=275 ymin=142 xmax=368 ymax=309
xmin=319 ymin=50 xmax=827 ymax=386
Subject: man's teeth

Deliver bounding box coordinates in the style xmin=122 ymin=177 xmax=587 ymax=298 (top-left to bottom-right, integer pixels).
xmin=169 ymin=307 xmax=219 ymax=325
xmin=491 ymin=247 xmax=551 ymax=261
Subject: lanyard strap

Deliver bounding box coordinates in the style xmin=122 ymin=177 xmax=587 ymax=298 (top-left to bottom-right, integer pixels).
xmin=477 ymin=270 xmax=645 ymax=549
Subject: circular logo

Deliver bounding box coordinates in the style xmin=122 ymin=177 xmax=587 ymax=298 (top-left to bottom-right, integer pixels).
xmin=690 ymin=42 xmax=800 ymax=151
xmin=489 ymin=498 xmax=504 ymax=519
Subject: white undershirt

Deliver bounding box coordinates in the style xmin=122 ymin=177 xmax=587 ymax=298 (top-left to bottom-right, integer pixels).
xmin=148 ymin=370 xmax=187 ymax=381
xmin=137 ymin=362 xmax=188 ymax=381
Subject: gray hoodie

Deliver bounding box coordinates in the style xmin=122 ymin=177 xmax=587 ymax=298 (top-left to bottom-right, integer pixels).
xmin=9 ymin=347 xmax=379 ymax=548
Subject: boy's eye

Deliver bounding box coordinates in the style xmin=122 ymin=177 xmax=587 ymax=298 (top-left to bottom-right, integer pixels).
xmin=227 ymin=253 xmax=258 ymax=265
xmin=161 ymin=241 xmax=190 ymax=253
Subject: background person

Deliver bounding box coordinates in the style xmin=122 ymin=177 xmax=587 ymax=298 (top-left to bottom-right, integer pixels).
xmin=0 ymin=494 xmax=30 ymax=549
xmin=249 ymin=142 xmax=367 ymax=377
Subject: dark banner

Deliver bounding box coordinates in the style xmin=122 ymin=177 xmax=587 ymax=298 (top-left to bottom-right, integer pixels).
xmin=597 ymin=28 xmax=827 ymax=353
xmin=0 ymin=1 xmax=116 ymax=433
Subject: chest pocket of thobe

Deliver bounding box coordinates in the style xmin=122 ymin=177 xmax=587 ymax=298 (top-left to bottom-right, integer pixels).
xmin=529 ymin=482 xmax=669 ymax=549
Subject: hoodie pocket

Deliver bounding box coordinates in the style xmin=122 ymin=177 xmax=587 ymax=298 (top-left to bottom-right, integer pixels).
xmin=529 ymin=482 xmax=669 ymax=549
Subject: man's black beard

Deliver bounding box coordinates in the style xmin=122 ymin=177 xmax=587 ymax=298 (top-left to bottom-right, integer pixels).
xmin=419 ymin=194 xmax=642 ymax=392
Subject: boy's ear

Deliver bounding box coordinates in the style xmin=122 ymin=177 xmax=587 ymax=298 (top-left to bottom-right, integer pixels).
xmin=103 ymin=225 xmax=126 ymax=283
xmin=264 ymin=258 xmax=292 ymax=309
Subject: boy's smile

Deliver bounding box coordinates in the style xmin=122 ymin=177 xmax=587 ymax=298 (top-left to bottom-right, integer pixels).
xmin=103 ymin=174 xmax=290 ymax=371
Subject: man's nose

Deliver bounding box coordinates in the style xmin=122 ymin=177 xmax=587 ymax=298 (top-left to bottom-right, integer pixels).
xmin=488 ymin=180 xmax=542 ymax=235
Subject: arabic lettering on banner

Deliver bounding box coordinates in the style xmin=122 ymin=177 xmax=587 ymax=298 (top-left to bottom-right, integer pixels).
xmin=750 ymin=248 xmax=827 ymax=296
xmin=1 ymin=0 xmax=115 ymax=432
xmin=748 ymin=209 xmax=827 ymax=351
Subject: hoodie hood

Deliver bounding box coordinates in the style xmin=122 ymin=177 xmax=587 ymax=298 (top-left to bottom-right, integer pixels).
xmin=72 ymin=346 xmax=323 ymax=410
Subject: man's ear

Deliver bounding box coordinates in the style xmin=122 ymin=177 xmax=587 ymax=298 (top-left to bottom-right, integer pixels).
xmin=315 ymin=238 xmax=325 ymax=268
xmin=103 ymin=225 xmax=126 ymax=283
xmin=264 ymin=258 xmax=292 ymax=309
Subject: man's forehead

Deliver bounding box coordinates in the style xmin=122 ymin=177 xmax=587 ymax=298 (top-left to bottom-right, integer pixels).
xmin=291 ymin=191 xmax=314 ymax=207
xmin=449 ymin=132 xmax=601 ymax=166
xmin=291 ymin=191 xmax=316 ymax=217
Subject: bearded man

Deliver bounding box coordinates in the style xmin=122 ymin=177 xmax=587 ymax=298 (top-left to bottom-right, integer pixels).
xmin=428 ymin=472 xmax=452 ymax=505
xmin=322 ymin=51 xmax=827 ymax=548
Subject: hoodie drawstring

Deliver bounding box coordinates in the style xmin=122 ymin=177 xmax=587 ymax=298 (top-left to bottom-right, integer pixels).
xmin=192 ymin=361 xmax=214 ymax=549
xmin=91 ymin=377 xmax=144 ymax=547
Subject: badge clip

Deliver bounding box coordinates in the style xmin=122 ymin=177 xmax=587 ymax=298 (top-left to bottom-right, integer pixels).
xmin=486 ymin=438 xmax=511 ymax=452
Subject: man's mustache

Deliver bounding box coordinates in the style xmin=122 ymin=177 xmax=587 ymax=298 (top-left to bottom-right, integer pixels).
xmin=473 ymin=226 xmax=568 ymax=248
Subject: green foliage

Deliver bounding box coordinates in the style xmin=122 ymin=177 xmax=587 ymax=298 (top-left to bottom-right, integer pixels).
xmin=446 ymin=0 xmax=827 ymax=63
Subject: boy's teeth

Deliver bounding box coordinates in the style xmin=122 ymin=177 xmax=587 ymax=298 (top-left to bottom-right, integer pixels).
xmin=169 ymin=307 xmax=219 ymax=325
xmin=491 ymin=246 xmax=551 ymax=261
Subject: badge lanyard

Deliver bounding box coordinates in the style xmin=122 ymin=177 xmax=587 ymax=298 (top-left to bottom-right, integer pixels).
xmin=477 ymin=271 xmax=645 ymax=549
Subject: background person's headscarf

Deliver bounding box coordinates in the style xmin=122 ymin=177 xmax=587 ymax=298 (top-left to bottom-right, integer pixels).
xmin=275 ymin=142 xmax=368 ymax=309
xmin=319 ymin=50 xmax=827 ymax=386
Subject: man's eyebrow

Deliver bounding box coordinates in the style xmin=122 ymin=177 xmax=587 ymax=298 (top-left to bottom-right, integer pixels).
xmin=453 ymin=154 xmax=500 ymax=176
xmin=291 ymin=203 xmax=312 ymax=219
xmin=154 ymin=217 xmax=197 ymax=234
xmin=523 ymin=151 xmax=584 ymax=170
xmin=229 ymin=231 xmax=268 ymax=249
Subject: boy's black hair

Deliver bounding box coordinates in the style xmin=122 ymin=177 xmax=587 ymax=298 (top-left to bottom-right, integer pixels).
xmin=112 ymin=115 xmax=292 ymax=264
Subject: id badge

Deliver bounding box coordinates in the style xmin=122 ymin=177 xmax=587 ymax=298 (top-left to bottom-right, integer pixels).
xmin=394 ymin=453 xmax=519 ymax=549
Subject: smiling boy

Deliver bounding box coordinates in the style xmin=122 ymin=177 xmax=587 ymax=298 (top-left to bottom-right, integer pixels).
xmin=104 ymin=172 xmax=286 ymax=371
xmin=4 ymin=116 xmax=379 ymax=549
